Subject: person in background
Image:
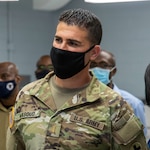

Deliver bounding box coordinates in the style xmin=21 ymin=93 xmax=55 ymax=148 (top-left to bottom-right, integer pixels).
xmin=0 ymin=62 xmax=21 ymax=150
xmin=90 ymin=49 xmax=147 ymax=136
xmin=35 ymin=55 xmax=53 ymax=79
xmin=7 ymin=8 xmax=148 ymax=150
xmin=144 ymin=63 xmax=150 ymax=144
xmin=144 ymin=63 xmax=150 ymax=106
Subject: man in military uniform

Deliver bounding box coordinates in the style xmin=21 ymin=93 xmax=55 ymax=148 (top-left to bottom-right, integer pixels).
xmin=0 ymin=62 xmax=21 ymax=150
xmin=7 ymin=8 xmax=148 ymax=150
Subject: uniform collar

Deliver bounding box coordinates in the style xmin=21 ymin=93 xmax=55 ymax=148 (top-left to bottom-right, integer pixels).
xmin=28 ymin=71 xmax=109 ymax=112
xmin=0 ymin=102 xmax=13 ymax=112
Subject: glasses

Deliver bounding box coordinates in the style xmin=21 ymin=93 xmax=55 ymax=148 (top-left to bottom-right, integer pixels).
xmin=38 ymin=65 xmax=53 ymax=70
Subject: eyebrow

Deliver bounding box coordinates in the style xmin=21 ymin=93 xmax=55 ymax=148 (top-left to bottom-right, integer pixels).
xmin=68 ymin=39 xmax=82 ymax=45
xmin=55 ymin=36 xmax=82 ymax=45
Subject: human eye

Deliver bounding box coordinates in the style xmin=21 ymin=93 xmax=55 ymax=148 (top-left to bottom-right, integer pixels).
xmin=99 ymin=62 xmax=109 ymax=69
xmin=47 ymin=65 xmax=54 ymax=70
xmin=54 ymin=36 xmax=62 ymax=44
xmin=90 ymin=62 xmax=97 ymax=68
xmin=1 ymin=73 xmax=10 ymax=80
xmin=68 ymin=40 xmax=80 ymax=47
xmin=38 ymin=65 xmax=45 ymax=70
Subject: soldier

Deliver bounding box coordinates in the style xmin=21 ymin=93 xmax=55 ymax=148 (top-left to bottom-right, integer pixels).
xmin=0 ymin=62 xmax=21 ymax=150
xmin=7 ymin=8 xmax=148 ymax=150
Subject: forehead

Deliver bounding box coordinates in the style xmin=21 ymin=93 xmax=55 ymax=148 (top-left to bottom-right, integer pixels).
xmin=0 ymin=64 xmax=15 ymax=74
xmin=38 ymin=57 xmax=52 ymax=66
xmin=95 ymin=51 xmax=113 ymax=64
xmin=56 ymin=22 xmax=89 ymax=42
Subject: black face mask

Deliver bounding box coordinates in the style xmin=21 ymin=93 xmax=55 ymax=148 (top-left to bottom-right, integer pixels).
xmin=50 ymin=45 xmax=94 ymax=79
xmin=0 ymin=80 xmax=16 ymax=99
xmin=35 ymin=69 xmax=50 ymax=79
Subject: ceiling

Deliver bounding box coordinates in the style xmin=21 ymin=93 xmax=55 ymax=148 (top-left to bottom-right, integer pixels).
xmin=33 ymin=0 xmax=72 ymax=11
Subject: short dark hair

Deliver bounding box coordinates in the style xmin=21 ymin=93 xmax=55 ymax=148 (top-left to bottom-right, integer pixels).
xmin=102 ymin=49 xmax=116 ymax=67
xmin=59 ymin=8 xmax=102 ymax=45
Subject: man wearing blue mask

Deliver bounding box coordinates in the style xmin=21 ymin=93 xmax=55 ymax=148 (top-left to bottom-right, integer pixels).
xmin=0 ymin=62 xmax=21 ymax=150
xmin=90 ymin=49 xmax=147 ymax=137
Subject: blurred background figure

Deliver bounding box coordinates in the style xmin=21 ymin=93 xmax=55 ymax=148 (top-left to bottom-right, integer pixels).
xmin=35 ymin=55 xmax=53 ymax=79
xmin=0 ymin=62 xmax=21 ymax=150
xmin=144 ymin=63 xmax=150 ymax=106
xmin=144 ymin=63 xmax=150 ymax=143
xmin=90 ymin=49 xmax=147 ymax=136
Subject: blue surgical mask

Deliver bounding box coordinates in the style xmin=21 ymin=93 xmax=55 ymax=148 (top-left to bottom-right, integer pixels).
xmin=0 ymin=80 xmax=16 ymax=99
xmin=90 ymin=67 xmax=115 ymax=85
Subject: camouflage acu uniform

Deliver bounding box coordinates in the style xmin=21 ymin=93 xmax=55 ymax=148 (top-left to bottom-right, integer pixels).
xmin=7 ymin=72 xmax=148 ymax=150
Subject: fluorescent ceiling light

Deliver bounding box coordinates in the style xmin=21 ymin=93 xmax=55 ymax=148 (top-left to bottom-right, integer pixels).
xmin=0 ymin=0 xmax=19 ymax=1
xmin=84 ymin=0 xmax=148 ymax=3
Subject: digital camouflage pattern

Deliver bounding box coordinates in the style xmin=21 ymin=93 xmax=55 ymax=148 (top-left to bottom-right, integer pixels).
xmin=7 ymin=72 xmax=148 ymax=150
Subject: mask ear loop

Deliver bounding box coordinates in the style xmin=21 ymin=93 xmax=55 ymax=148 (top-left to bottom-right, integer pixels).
xmin=83 ymin=45 xmax=95 ymax=68
xmin=110 ymin=66 xmax=116 ymax=72
xmin=84 ymin=45 xmax=95 ymax=53
xmin=109 ymin=66 xmax=116 ymax=83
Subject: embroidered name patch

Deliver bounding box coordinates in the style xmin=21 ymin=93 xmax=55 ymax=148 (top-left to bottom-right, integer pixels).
xmin=70 ymin=113 xmax=105 ymax=130
xmin=15 ymin=110 xmax=41 ymax=120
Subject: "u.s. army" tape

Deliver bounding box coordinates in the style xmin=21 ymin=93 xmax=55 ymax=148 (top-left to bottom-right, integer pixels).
xmin=70 ymin=113 xmax=105 ymax=130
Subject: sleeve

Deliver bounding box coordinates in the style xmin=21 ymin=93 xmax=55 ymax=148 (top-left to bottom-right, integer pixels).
xmin=6 ymin=106 xmax=16 ymax=150
xmin=111 ymin=98 xmax=149 ymax=150
xmin=6 ymin=127 xmax=25 ymax=150
xmin=119 ymin=89 xmax=147 ymax=136
xmin=134 ymin=100 xmax=147 ymax=136
xmin=6 ymin=128 xmax=15 ymax=150
xmin=6 ymin=89 xmax=27 ymax=150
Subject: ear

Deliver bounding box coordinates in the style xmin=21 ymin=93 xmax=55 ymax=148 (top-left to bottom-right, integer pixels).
xmin=15 ymin=75 xmax=21 ymax=84
xmin=111 ymin=67 xmax=117 ymax=77
xmin=90 ymin=45 xmax=101 ymax=61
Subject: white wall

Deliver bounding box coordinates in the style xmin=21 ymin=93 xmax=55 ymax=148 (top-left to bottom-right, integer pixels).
xmin=0 ymin=0 xmax=55 ymax=82
xmin=0 ymin=0 xmax=150 ymax=99
xmin=62 ymin=0 xmax=150 ymax=100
